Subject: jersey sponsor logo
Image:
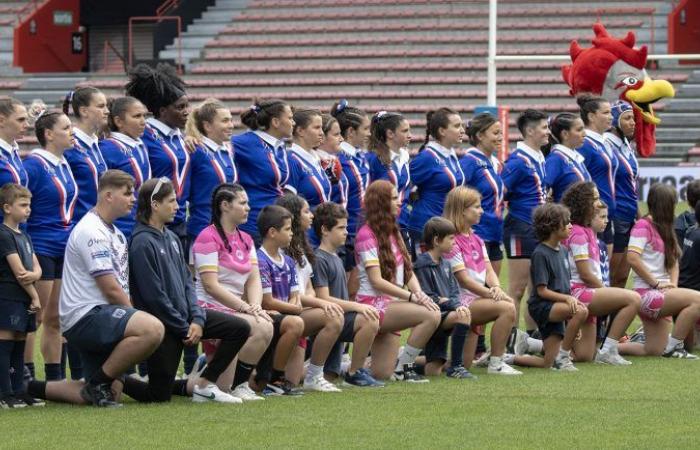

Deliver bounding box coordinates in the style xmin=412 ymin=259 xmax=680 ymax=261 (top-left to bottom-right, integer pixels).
xmin=91 ymin=250 xmax=110 ymax=260
xmin=112 ymin=308 xmax=126 ymax=319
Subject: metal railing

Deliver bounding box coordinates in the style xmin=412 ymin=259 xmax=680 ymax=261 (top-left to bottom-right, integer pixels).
xmin=127 ymin=15 xmax=182 ymax=72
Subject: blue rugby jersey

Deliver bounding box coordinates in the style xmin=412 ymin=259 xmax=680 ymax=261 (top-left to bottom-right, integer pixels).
xmin=460 ymin=147 xmax=504 ymax=243
xmin=287 ymin=143 xmax=332 ymax=209
xmin=24 ymin=149 xmax=78 ymax=257
xmin=338 ymin=141 xmax=369 ymax=238
xmin=100 ymin=132 xmax=152 ymax=237
xmin=502 ymin=142 xmax=547 ymax=225
xmin=232 ymin=130 xmax=290 ymax=238
xmin=0 ymin=137 xmax=27 ymax=187
xmin=605 ymin=132 xmax=639 ymax=223
xmin=579 ymin=130 xmax=619 ymax=218
xmin=544 ymin=144 xmax=591 ymax=203
xmin=408 ymin=142 xmax=465 ymax=234
xmin=142 ymin=118 xmax=191 ymax=226
xmin=187 ymin=136 xmax=238 ymax=239
xmin=367 ymin=148 xmax=411 ymax=229
xmin=65 ymin=127 xmax=107 ymax=222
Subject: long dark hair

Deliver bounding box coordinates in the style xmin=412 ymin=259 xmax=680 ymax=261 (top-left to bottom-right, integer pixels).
xmin=561 ymin=181 xmax=598 ymax=227
xmin=647 ymin=183 xmax=680 ymax=270
xmin=368 ymin=111 xmax=404 ymax=166
xmin=211 ymin=183 xmax=247 ymax=253
xmin=330 ymin=100 xmax=366 ymax=139
xmin=276 ymin=192 xmax=314 ymax=267
xmin=63 ymin=86 xmax=101 ymax=117
xmin=420 ymin=107 xmax=459 ymax=151
xmin=125 ymin=63 xmax=186 ymax=117
xmin=240 ymin=98 xmax=289 ymax=131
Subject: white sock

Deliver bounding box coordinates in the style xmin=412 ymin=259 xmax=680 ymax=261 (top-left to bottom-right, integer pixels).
xmin=488 ymin=355 xmax=503 ymax=368
xmin=395 ymin=344 xmax=421 ymax=371
xmin=305 ymin=363 xmax=324 ymax=381
xmin=601 ymin=337 xmax=618 ymax=353
xmin=527 ymin=337 xmax=543 ymax=354
xmin=503 ymin=354 xmax=515 ymax=364
xmin=665 ymin=336 xmax=682 ymax=353
xmin=558 ymin=348 xmax=570 ymax=359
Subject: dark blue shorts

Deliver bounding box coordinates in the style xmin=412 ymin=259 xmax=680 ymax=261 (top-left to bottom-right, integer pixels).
xmin=612 ymin=218 xmax=634 ymax=253
xmin=503 ymin=215 xmax=538 ymax=259
xmin=424 ymin=311 xmax=453 ymax=363
xmin=597 ymin=219 xmax=614 ymax=246
xmin=338 ymin=239 xmax=356 ymax=272
xmin=0 ymin=299 xmax=36 ymax=333
xmin=63 ymin=304 xmax=138 ymax=382
xmin=37 ymin=254 xmax=64 ymax=280
xmin=484 ymin=241 xmax=504 ymax=262
xmin=528 ymin=300 xmax=565 ymax=340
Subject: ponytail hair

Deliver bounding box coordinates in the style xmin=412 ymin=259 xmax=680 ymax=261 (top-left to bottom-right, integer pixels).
xmin=210 ymin=183 xmax=247 ymax=253
xmin=185 ymin=98 xmax=227 ymax=140
xmin=576 ymin=94 xmax=607 ymax=126
xmin=646 ymin=183 xmax=680 ymax=271
xmin=466 ymin=112 xmax=498 ymax=147
xmin=292 ymin=107 xmax=322 ymax=137
xmin=330 ymin=99 xmax=367 ymax=138
xmin=63 ymin=86 xmax=101 ymax=118
xmin=29 ymin=100 xmax=64 ymax=147
xmin=368 ymin=111 xmax=404 ymax=166
xmin=240 ymin=98 xmax=289 ymax=131
xmin=420 ymin=107 xmax=459 ymax=151
xmin=107 ymin=96 xmax=141 ymax=133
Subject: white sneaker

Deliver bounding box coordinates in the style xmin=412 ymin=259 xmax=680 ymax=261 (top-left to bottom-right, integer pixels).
xmin=193 ymin=384 xmax=242 ymax=404
xmin=595 ymin=349 xmax=632 ymax=366
xmin=474 ymin=352 xmax=490 ymax=368
xmin=231 ymin=382 xmax=265 ymax=401
xmin=303 ymin=374 xmax=342 ymax=392
xmin=487 ymin=361 xmax=522 ymax=375
xmin=514 ymin=329 xmax=530 ymax=356
xmin=553 ymin=354 xmax=578 ymax=372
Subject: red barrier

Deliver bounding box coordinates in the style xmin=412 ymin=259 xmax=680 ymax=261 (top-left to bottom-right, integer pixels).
xmin=668 ymin=0 xmax=700 ymax=64
xmin=13 ymin=0 xmax=86 ymax=72
xmin=498 ymin=106 xmax=510 ymax=163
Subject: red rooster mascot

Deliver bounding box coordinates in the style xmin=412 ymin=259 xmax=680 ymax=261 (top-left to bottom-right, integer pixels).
xmin=562 ymin=23 xmax=675 ymax=157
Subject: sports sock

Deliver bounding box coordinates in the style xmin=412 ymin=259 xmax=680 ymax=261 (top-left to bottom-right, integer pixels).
xmin=89 ymin=367 xmax=113 ymax=386
xmin=44 ymin=363 xmax=61 ymax=381
xmin=27 ymin=380 xmax=47 ymax=399
xmin=601 ymin=337 xmax=618 ymax=353
xmin=10 ymin=340 xmax=26 ymax=394
xmin=66 ymin=343 xmax=83 ymax=380
xmin=0 ymin=340 xmax=14 ymax=397
xmin=503 ymin=354 xmax=515 ymax=364
xmin=305 ymin=363 xmax=323 ymax=381
xmin=232 ymin=360 xmax=255 ymax=389
xmin=60 ymin=343 xmax=67 ymax=379
xmin=395 ymin=344 xmax=421 ymax=371
xmin=488 ymin=355 xmax=503 ymax=368
xmin=172 ymin=379 xmax=188 ymax=397
xmin=558 ymin=348 xmax=570 ymax=359
xmin=450 ymin=324 xmax=469 ymax=368
xmin=24 ymin=362 xmax=35 ymax=379
xmin=527 ymin=337 xmax=543 ymax=354
xmin=665 ymin=336 xmax=682 ymax=353
xmin=271 ymin=368 xmax=285 ymax=383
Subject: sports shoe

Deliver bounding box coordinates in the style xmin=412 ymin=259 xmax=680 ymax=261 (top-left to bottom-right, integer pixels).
xmin=263 ymin=378 xmax=304 ymax=396
xmin=595 ymin=349 xmax=632 ymax=366
xmin=513 ymin=329 xmax=530 ymax=356
xmin=662 ymin=343 xmax=699 ymax=360
xmin=80 ymin=382 xmax=122 ymax=408
xmin=474 ymin=351 xmax=490 ymax=368
xmin=629 ymin=326 xmax=646 ymax=344
xmin=303 ymin=374 xmax=342 ymax=392
xmin=446 ymin=365 xmax=478 ymax=379
xmin=344 ymin=368 xmax=384 ymax=387
xmin=16 ymin=392 xmax=45 ymax=407
xmin=0 ymin=396 xmax=26 ymax=409
xmin=487 ymin=361 xmax=522 ymax=375
xmin=553 ymin=354 xmax=578 ymax=372
xmin=193 ymin=383 xmax=242 ymax=404
xmin=394 ymin=363 xmax=429 ymax=383
xmin=231 ymin=382 xmax=265 ymax=401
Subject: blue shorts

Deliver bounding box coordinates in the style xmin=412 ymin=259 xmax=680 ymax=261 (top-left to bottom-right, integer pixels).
xmin=528 ymin=300 xmax=565 ymax=340
xmin=612 ymin=218 xmax=634 ymax=253
xmin=37 ymin=254 xmax=64 ymax=280
xmin=63 ymin=304 xmax=138 ymax=382
xmin=597 ymin=219 xmax=614 ymax=246
xmin=0 ymin=299 xmax=36 ymax=333
xmin=484 ymin=241 xmax=504 ymax=262
xmin=503 ymin=215 xmax=538 ymax=259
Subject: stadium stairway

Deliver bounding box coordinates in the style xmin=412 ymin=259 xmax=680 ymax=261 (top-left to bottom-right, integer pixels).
xmin=0 ymin=0 xmax=37 ymax=76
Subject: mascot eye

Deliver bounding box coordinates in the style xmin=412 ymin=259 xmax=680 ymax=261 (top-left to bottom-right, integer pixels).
xmin=621 ymin=76 xmax=639 ymax=86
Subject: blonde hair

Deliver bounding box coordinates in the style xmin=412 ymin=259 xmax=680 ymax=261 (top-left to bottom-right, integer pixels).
xmin=443 ymin=186 xmax=481 ymax=233
xmin=185 ymin=98 xmax=228 ymax=141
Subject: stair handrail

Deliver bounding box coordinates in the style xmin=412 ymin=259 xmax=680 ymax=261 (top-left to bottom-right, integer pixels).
xmin=102 ymin=39 xmax=127 ymax=73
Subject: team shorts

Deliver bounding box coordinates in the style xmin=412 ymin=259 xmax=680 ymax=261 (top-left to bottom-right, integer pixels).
xmin=503 ymin=215 xmax=538 ymax=259
xmin=528 ymin=300 xmax=565 ymax=340
xmin=37 ymin=254 xmax=64 ymax=280
xmin=484 ymin=241 xmax=504 ymax=262
xmin=0 ymin=299 xmax=36 ymax=333
xmin=570 ymin=282 xmax=597 ymax=324
xmin=635 ymin=288 xmax=671 ymax=321
xmin=612 ymin=218 xmax=634 ymax=253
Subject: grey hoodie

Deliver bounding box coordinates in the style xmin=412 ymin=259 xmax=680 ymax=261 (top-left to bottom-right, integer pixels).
xmin=413 ymin=252 xmax=461 ymax=312
xmin=129 ymin=222 xmax=205 ymax=339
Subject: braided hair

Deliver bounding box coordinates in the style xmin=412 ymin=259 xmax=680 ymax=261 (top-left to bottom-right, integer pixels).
xmin=211 ymin=183 xmax=247 ymax=253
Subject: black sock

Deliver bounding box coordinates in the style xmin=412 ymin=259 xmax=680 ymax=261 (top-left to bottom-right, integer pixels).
xmin=172 ymin=379 xmax=188 ymax=397
xmin=271 ymin=368 xmax=285 ymax=383
xmin=0 ymin=340 xmax=13 ymax=397
xmin=60 ymin=343 xmax=67 ymax=379
xmin=44 ymin=363 xmax=61 ymax=381
xmin=232 ymin=361 xmax=255 ymax=389
xmin=66 ymin=343 xmax=83 ymax=380
xmin=10 ymin=340 xmax=26 ymax=394
xmin=138 ymin=361 xmax=148 ymax=377
xmin=450 ymin=324 xmax=469 ymax=368
xmin=89 ymin=368 xmax=113 ymax=386
xmin=27 ymin=379 xmax=46 ymax=399
xmin=25 ymin=362 xmax=35 ymax=379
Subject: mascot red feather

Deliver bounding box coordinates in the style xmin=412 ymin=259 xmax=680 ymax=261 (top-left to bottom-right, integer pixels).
xmin=562 ymin=23 xmax=675 ymax=157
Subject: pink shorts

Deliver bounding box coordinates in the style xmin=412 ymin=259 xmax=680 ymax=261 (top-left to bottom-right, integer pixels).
xmin=459 ymin=292 xmax=478 ymax=308
xmin=355 ymin=294 xmax=401 ymax=337
xmin=635 ymin=288 xmax=671 ymax=321
xmin=571 ymin=283 xmax=596 ymax=324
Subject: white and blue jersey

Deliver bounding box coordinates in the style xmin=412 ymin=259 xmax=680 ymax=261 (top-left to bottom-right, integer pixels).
xmin=338 ymin=141 xmax=369 ymax=239
xmin=598 ymin=238 xmax=610 ymax=287
xmin=544 ymin=144 xmax=591 ymax=203
xmin=142 ymin=118 xmax=191 ymax=226
xmin=367 ymin=148 xmax=411 ymax=229
xmin=579 ymin=130 xmax=618 ymax=218
xmin=0 ymin=138 xmax=27 ymax=188
xmin=605 ymin=132 xmax=638 ymax=223
xmin=188 ymin=136 xmax=238 ymax=239
xmin=25 ymin=149 xmax=78 ymax=257
xmin=408 ymin=142 xmax=465 ymax=234
xmin=65 ymin=127 xmax=107 ymax=222
xmin=100 ymin=132 xmax=152 ymax=237
xmin=232 ymin=130 xmax=290 ymax=238
xmin=287 ymin=143 xmax=332 ymax=209
xmin=460 ymin=147 xmax=504 ymax=243
xmin=502 ymin=142 xmax=547 ymax=225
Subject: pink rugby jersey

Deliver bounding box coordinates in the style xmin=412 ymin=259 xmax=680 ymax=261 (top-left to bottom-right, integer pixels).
xmin=355 ymin=224 xmax=405 ymax=299
xmin=444 ymin=232 xmax=489 ymax=302
xmin=193 ymin=225 xmax=257 ymax=311
xmin=627 ymin=217 xmax=671 ymax=289
xmin=563 ymin=224 xmax=602 ymax=284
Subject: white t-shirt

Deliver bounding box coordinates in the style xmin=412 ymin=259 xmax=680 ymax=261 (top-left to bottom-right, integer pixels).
xmin=296 ymin=255 xmax=314 ymax=295
xmin=59 ymin=211 xmax=129 ymax=332
xmin=628 ymin=217 xmax=671 ymax=289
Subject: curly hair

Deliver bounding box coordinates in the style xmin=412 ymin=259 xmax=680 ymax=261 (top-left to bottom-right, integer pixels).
xmin=124 ymin=63 xmax=186 ymax=117
xmin=276 ymin=192 xmax=314 ymax=268
xmin=364 ymin=180 xmax=412 ymax=283
xmin=561 ymin=181 xmax=598 ymax=227
xmin=647 ymin=183 xmax=680 ymax=271
xmin=532 ymin=203 xmax=571 ymax=242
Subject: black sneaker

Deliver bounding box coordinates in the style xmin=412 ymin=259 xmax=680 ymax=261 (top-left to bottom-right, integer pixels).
xmin=16 ymin=392 xmax=45 ymax=407
xmin=445 ymin=365 xmax=478 ymax=380
xmin=80 ymin=382 xmax=123 ymax=408
xmin=263 ymin=378 xmax=304 ymax=396
xmin=662 ymin=343 xmax=699 ymax=360
xmin=0 ymin=395 xmax=27 ymax=409
xmin=395 ymin=363 xmax=429 ymax=383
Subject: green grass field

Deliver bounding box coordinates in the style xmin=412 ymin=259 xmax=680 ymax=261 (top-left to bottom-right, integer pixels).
xmin=1 ymin=202 xmax=696 ymax=449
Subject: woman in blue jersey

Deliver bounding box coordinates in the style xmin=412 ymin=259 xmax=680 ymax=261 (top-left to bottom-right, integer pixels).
xmin=287 ymin=108 xmax=331 ymax=210
xmin=366 ymin=111 xmax=412 ymax=254
xmin=605 ymin=100 xmax=639 ymax=288
xmin=233 ymin=98 xmax=294 ymax=243
xmin=24 ymin=105 xmax=78 ymax=381
xmin=544 ymin=113 xmax=590 ymax=203
xmin=125 ymin=63 xmax=191 ymax=249
xmin=0 ymin=98 xmax=29 ymax=188
xmin=502 ymin=109 xmax=550 ymax=329
xmin=317 ymin=114 xmax=348 ymax=209
xmin=408 ymin=108 xmax=465 ymax=257
xmin=185 ymin=98 xmax=237 ymax=251
xmin=100 ymin=96 xmax=151 ymax=238
xmin=63 ymin=86 xmax=109 ymax=223
xmin=577 ymin=94 xmax=616 ymax=256
xmin=460 ymin=113 xmax=505 ymax=275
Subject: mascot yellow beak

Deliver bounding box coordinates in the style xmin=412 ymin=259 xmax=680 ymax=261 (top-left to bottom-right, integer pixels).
xmin=624 ymin=78 xmax=675 ymax=125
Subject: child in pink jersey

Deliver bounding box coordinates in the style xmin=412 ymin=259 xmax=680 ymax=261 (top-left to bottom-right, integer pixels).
xmin=561 ymin=182 xmax=639 ymax=365
xmin=618 ymin=183 xmax=700 ymax=359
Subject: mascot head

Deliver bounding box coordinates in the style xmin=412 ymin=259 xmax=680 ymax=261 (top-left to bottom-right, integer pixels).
xmin=562 ymin=23 xmax=675 ymax=157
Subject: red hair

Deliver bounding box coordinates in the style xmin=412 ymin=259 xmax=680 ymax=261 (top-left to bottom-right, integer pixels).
xmin=363 ymin=180 xmax=412 ymax=283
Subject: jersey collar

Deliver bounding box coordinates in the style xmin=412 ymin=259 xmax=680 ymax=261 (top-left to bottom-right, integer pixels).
xmin=516 ymin=141 xmax=545 ymax=164
xmin=254 ymin=130 xmax=286 ymax=151
xmin=202 ymin=136 xmax=228 ymax=153
xmin=339 ymin=141 xmax=361 ymax=157
xmin=553 ymin=144 xmax=585 ymax=164
xmin=73 ymin=127 xmax=98 ymax=148
xmin=111 ymin=132 xmax=143 ymax=148
xmin=147 ymin=118 xmax=181 ymax=139
xmin=0 ymin=137 xmax=16 ymax=155
xmin=289 ymin=143 xmax=321 ymax=168
xmin=31 ymin=148 xmax=66 ymax=166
